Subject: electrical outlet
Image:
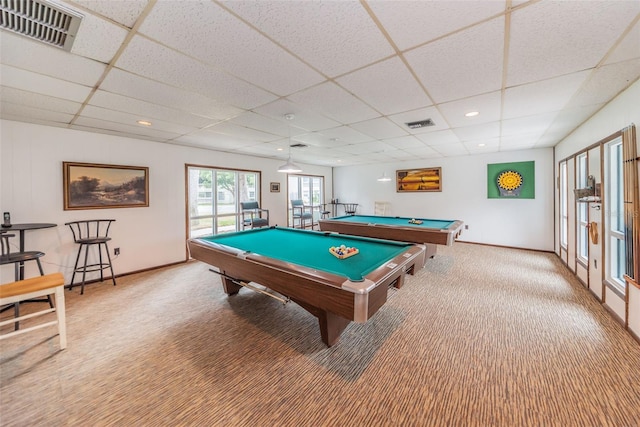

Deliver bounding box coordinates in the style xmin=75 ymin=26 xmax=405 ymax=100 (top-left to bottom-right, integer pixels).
xmin=114 ymin=247 xmax=120 ymax=256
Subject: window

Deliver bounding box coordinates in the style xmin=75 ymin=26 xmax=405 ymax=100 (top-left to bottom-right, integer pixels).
xmin=287 ymin=174 xmax=324 ymax=227
xmin=603 ymin=137 xmax=625 ymax=289
xmin=187 ymin=165 xmax=261 ymax=238
xmin=576 ymin=154 xmax=589 ymax=262
xmin=559 ymin=161 xmax=568 ymax=248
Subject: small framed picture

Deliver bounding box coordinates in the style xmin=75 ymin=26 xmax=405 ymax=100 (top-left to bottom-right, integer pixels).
xmin=270 ymin=182 xmax=280 ymax=193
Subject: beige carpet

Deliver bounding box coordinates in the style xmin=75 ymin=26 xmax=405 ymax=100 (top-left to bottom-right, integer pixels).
xmin=1 ymin=242 xmax=639 ymax=426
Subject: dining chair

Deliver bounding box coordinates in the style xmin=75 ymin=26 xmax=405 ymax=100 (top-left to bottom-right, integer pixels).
xmin=291 ymin=199 xmax=314 ymax=229
xmin=240 ymin=201 xmax=269 ymax=229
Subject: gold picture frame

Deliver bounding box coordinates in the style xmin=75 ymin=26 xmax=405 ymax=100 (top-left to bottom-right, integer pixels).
xmin=63 ymin=162 xmax=149 ymax=210
xmin=396 ymin=167 xmax=442 ymax=192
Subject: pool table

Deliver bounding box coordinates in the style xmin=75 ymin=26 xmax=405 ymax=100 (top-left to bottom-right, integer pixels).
xmin=188 ymin=226 xmax=425 ymax=346
xmin=319 ymin=215 xmax=464 ymax=259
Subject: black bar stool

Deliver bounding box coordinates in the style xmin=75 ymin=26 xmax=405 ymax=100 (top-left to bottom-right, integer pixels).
xmin=65 ymin=220 xmax=116 ymax=295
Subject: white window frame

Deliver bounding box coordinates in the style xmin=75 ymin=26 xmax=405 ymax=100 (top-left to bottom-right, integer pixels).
xmin=576 ymin=154 xmax=589 ymax=263
xmin=603 ymin=137 xmax=626 ymax=290
xmin=559 ymin=161 xmax=568 ymax=248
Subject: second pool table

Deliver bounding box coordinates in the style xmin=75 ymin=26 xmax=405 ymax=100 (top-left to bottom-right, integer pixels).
xmin=319 ymin=215 xmax=464 ymax=259
xmin=188 ymin=226 xmax=425 ymax=346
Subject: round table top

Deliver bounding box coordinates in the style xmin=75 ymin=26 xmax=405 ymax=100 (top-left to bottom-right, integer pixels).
xmin=1 ymin=223 xmax=57 ymax=231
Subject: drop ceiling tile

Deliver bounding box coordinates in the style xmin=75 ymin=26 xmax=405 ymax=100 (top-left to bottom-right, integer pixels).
xmin=336 ymin=57 xmax=432 ymax=115
xmin=81 ymin=105 xmax=198 ymax=135
xmin=0 ymin=32 xmax=107 ymax=86
xmin=369 ymin=0 xmax=506 ymax=51
xmin=74 ymin=116 xmax=182 ymax=140
xmin=100 ymin=69 xmax=245 ymax=119
xmin=405 ymin=16 xmax=504 ymax=103
xmin=465 ymin=137 xmax=500 ymax=153
xmin=382 ymin=136 xmax=426 ymax=150
xmin=205 ymin=121 xmax=280 ymax=143
xmin=115 ymin=36 xmax=276 ymax=110
xmin=567 ymin=59 xmax=640 ymax=108
xmin=542 ymin=103 xmax=605 ymax=142
xmin=90 ymin=91 xmax=219 ymax=128
xmin=72 ymin=0 xmax=150 ymax=28
xmin=228 ymin=112 xmax=292 ymax=137
xmin=388 ymin=106 xmax=449 ymax=134
xmin=139 ymin=0 xmax=325 ymax=97
xmin=0 ymin=64 xmax=92 ymax=102
xmin=339 ymin=141 xmax=397 ymax=155
xmin=317 ymin=126 xmax=373 ymax=145
xmin=0 ymin=102 xmax=75 ymax=124
xmin=175 ymin=129 xmax=262 ymax=149
xmin=604 ymin=20 xmax=640 ymax=65
xmin=500 ymin=133 xmax=540 ymax=148
xmin=438 ymin=91 xmax=502 ymax=128
xmin=287 ymin=82 xmax=380 ymax=124
xmin=432 ymin=143 xmax=469 ymax=157
xmin=501 ymin=112 xmax=558 ymax=137
xmin=70 ymin=8 xmax=129 ymax=63
xmin=292 ymin=133 xmax=344 ymax=148
xmin=0 ymin=87 xmax=81 ymax=114
xmin=503 ymin=70 xmax=591 ymax=119
xmin=252 ymin=99 xmax=341 ymax=131
xmin=401 ymin=146 xmax=442 ymax=159
xmin=452 ymin=121 xmax=500 ymax=142
xmin=507 ymin=0 xmax=640 ymax=86
xmin=221 ymin=0 xmax=394 ymax=77
xmin=350 ymin=117 xmax=408 ymax=140
xmin=415 ymin=129 xmax=461 ymax=147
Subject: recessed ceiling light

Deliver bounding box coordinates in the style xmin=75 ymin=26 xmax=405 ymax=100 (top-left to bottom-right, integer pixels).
xmin=465 ymin=111 xmax=479 ymax=117
xmin=137 ymin=120 xmax=152 ymax=126
xmin=277 ymin=147 xmax=284 ymax=151
xmin=478 ymin=143 xmax=486 ymax=147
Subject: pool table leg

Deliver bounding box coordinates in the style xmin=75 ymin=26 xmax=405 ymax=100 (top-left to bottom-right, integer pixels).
xmin=424 ymin=244 xmax=437 ymax=259
xmin=294 ymin=299 xmax=350 ymax=347
xmin=221 ymin=275 xmax=242 ymax=295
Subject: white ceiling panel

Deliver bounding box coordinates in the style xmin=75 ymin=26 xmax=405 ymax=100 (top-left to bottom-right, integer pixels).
xmin=89 ymin=91 xmax=218 ymax=128
xmin=139 ymin=0 xmax=324 ymax=97
xmin=0 ymin=32 xmax=106 ymax=86
xmin=415 ymin=129 xmax=462 ymax=147
xmin=604 ymin=20 xmax=640 ymax=65
xmin=287 ymin=82 xmax=380 ymax=124
xmin=503 ymin=71 xmax=591 ymax=120
xmin=507 ymin=0 xmax=640 ymax=86
xmin=1 ymin=64 xmax=92 ymax=102
xmin=336 ymin=57 xmax=432 ymax=115
xmin=405 ymin=16 xmax=504 ymax=103
xmin=69 ymin=8 xmax=129 ymax=63
xmin=72 ymin=0 xmax=150 ymax=28
xmin=1 ymin=0 xmax=637 ymax=166
xmin=100 ymin=69 xmax=244 ymax=119
xmin=368 ymin=0 xmax=506 ymax=51
xmin=0 ymin=87 xmax=81 ymax=115
xmin=438 ymin=91 xmax=502 ymax=128
xmin=221 ymin=0 xmax=395 ymax=77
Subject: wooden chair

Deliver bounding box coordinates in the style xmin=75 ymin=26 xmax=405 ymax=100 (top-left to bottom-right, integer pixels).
xmin=291 ymin=199 xmax=314 ymax=229
xmin=240 ymin=201 xmax=269 ymax=229
xmin=0 ymin=272 xmax=67 ymax=350
xmin=343 ymin=203 xmax=358 ymax=215
xmin=65 ymin=219 xmax=116 ymax=295
xmin=0 ymin=231 xmax=51 ymax=330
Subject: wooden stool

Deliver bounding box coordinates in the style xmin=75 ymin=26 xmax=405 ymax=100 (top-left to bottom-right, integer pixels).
xmin=0 ymin=273 xmax=67 ymax=349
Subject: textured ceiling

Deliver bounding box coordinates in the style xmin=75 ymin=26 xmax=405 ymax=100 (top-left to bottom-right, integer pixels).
xmin=1 ymin=0 xmax=639 ymax=167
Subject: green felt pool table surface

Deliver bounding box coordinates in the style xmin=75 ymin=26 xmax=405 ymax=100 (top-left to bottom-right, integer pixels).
xmin=194 ymin=226 xmax=413 ymax=282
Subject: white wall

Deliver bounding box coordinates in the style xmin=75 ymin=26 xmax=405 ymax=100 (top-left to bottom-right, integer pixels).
xmin=333 ymin=148 xmax=555 ymax=251
xmin=0 ymin=120 xmax=332 ymax=282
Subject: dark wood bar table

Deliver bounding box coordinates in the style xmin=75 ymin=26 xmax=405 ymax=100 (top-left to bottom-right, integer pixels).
xmin=1 ymin=223 xmax=57 ymax=280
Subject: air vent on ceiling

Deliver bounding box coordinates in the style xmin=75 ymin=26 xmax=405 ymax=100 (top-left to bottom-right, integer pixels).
xmin=0 ymin=0 xmax=83 ymax=51
xmin=405 ymin=119 xmax=435 ymax=129
xmin=290 ymin=143 xmax=307 ymax=148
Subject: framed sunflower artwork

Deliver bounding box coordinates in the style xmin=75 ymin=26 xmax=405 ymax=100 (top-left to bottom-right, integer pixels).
xmin=487 ymin=161 xmax=535 ymax=199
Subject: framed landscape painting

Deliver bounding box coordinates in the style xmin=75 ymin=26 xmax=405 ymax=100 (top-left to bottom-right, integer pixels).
xmin=396 ymin=167 xmax=442 ymax=192
xmin=63 ymin=162 xmax=149 ymax=210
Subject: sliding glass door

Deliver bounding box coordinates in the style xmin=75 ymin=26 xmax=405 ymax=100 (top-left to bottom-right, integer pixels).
xmin=287 ymin=174 xmax=324 ymax=227
xmin=187 ymin=165 xmax=260 ymax=238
